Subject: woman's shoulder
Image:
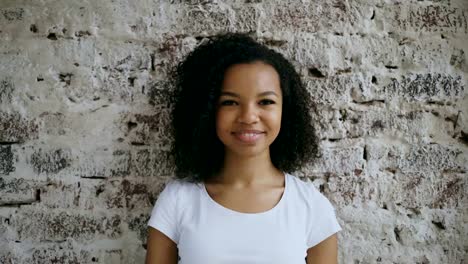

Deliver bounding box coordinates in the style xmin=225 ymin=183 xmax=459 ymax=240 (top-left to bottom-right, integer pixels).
xmin=162 ymin=177 xmax=202 ymax=195
xmin=286 ymin=173 xmax=333 ymax=207
xmin=287 ymin=173 xmax=321 ymax=196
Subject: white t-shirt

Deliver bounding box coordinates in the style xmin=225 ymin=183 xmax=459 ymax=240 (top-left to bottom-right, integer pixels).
xmin=148 ymin=172 xmax=342 ymax=264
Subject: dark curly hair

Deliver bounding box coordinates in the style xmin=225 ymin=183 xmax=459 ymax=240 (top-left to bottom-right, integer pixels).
xmin=170 ymin=32 xmax=318 ymax=183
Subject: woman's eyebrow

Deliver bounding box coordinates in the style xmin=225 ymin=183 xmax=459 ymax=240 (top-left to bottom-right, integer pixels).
xmin=220 ymin=91 xmax=278 ymax=97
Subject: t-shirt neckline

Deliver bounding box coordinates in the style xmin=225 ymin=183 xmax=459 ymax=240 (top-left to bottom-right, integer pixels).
xmin=200 ymin=172 xmax=289 ymax=217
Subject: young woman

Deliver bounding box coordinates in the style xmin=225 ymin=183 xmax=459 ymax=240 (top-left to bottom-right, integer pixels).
xmin=145 ymin=33 xmax=341 ymax=264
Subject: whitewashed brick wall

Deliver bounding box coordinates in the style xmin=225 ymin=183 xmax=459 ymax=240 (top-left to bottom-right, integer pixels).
xmin=0 ymin=0 xmax=467 ymax=263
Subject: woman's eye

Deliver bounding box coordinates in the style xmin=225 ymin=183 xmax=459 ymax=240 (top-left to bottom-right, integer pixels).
xmin=220 ymin=100 xmax=237 ymax=106
xmin=259 ymin=99 xmax=275 ymax=105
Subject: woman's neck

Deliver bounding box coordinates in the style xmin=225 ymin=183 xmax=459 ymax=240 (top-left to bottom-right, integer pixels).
xmin=211 ymin=151 xmax=283 ymax=188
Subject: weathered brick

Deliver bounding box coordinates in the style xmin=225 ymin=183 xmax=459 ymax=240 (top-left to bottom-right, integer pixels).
xmin=0 ymin=178 xmax=39 ymax=205
xmin=0 ymin=2 xmax=98 ymax=39
xmin=40 ymin=177 xmax=164 ymax=211
xmin=315 ymin=107 xmax=459 ymax=142
xmin=147 ymin=80 xmax=177 ymax=108
xmin=430 ymin=173 xmax=466 ymax=209
xmin=0 ymin=217 xmax=8 ymax=239
xmin=339 ymin=206 xmax=466 ymax=263
xmin=0 ymin=78 xmax=14 ymax=104
xmin=95 ymin=41 xmax=153 ymax=72
xmin=0 ymin=39 xmax=98 ymax=70
xmin=305 ymin=73 xmax=465 ymax=108
xmin=37 ymin=112 xmax=68 ymax=136
xmin=154 ymin=34 xmax=201 ymax=68
xmin=3 ymin=241 xmax=123 ymax=264
xmin=306 ymin=75 xmax=358 ymax=106
xmin=0 ymin=145 xmax=15 ymax=175
xmin=323 ymin=167 xmax=466 ymax=210
xmin=366 ymin=142 xmax=467 ymax=173
xmin=322 ymin=142 xmax=467 ymax=209
xmin=40 ymin=180 xmax=103 ymax=210
xmin=109 ymin=179 xmax=150 ymax=210
xmin=12 ymin=1 xmax=255 ymax=40
xmin=119 ymin=179 xmax=153 ymax=210
xmin=28 ymin=245 xmax=92 ymax=264
xmin=327 ymin=169 xmax=466 ymax=210
xmin=0 ymin=112 xmax=39 ymax=143
xmin=72 ymin=148 xmax=130 ymax=178
xmin=0 ymin=246 xmax=16 ymax=264
xmin=382 ymin=73 xmax=465 ymax=102
xmin=357 ymin=109 xmax=458 ymax=141
xmin=128 ymin=213 xmax=150 ymax=243
xmin=28 ymin=148 xmax=72 ymax=175
xmin=120 ymin=112 xmax=172 ymax=146
xmin=309 ymin=145 xmax=365 ymax=175
xmin=324 ymin=170 xmax=376 ymax=207
xmin=14 ymin=209 xmax=122 ymax=242
xmin=289 ymin=32 xmax=467 ymax=79
xmin=378 ymin=171 xmax=467 ymax=210
xmin=396 ymin=37 xmax=467 ymax=72
xmin=259 ymin=2 xmax=359 ymax=34
xmin=40 ymin=181 xmax=86 ymax=209
xmin=129 ymin=148 xmax=174 ymax=177
xmin=161 ymin=3 xmax=257 ymax=35
xmin=1 ymin=8 xmax=24 ymax=21
xmin=93 ymin=67 xmax=150 ymax=103
xmin=87 ymin=37 xmax=198 ymax=104
xmin=101 ymin=177 xmax=167 ymax=210
xmin=383 ymin=3 xmax=468 ymax=34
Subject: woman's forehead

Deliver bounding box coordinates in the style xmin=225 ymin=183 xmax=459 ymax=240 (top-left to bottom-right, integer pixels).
xmin=221 ymin=62 xmax=282 ymax=95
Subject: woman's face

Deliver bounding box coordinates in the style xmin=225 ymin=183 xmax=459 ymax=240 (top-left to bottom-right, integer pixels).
xmin=215 ymin=61 xmax=283 ymax=159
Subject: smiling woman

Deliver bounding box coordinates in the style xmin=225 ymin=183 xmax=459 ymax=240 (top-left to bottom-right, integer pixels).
xmin=145 ymin=33 xmax=341 ymax=264
xmin=216 ymin=62 xmax=282 ymax=158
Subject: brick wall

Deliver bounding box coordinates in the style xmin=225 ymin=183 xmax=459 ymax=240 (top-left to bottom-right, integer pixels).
xmin=0 ymin=0 xmax=467 ymax=263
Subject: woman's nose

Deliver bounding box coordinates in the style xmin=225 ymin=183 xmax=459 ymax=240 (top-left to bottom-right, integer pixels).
xmin=237 ymin=104 xmax=259 ymax=124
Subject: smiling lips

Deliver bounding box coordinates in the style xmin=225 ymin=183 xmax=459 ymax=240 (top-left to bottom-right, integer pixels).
xmin=232 ymin=130 xmax=265 ymax=144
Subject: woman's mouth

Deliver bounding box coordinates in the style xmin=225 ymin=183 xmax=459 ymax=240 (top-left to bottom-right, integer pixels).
xmin=232 ymin=131 xmax=264 ymax=144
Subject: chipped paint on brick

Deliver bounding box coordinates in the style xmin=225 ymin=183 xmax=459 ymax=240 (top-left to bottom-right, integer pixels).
xmin=1 ymin=8 xmax=24 ymax=21
xmin=29 ymin=148 xmax=71 ymax=174
xmin=0 ymin=112 xmax=39 ymax=143
xmin=383 ymin=74 xmax=464 ymax=102
xmin=15 ymin=210 xmax=122 ymax=242
xmin=395 ymin=5 xmax=468 ymax=34
xmin=0 ymin=145 xmax=14 ymax=175
xmin=0 ymin=78 xmax=14 ymax=104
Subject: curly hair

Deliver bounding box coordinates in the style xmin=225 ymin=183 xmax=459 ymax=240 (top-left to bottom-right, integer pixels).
xmin=169 ymin=32 xmax=318 ymax=183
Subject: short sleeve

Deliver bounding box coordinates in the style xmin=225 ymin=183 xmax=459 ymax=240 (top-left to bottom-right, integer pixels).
xmin=148 ymin=179 xmax=181 ymax=244
xmin=306 ymin=184 xmax=342 ymax=248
